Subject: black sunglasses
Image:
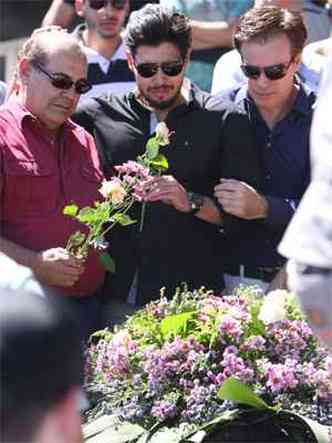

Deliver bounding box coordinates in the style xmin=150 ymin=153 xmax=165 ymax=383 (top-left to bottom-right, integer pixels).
xmin=89 ymin=0 xmax=127 ymax=10
xmin=241 ymin=58 xmax=294 ymax=81
xmin=134 ymin=61 xmax=184 ymax=78
xmin=33 ymin=63 xmax=92 ymax=95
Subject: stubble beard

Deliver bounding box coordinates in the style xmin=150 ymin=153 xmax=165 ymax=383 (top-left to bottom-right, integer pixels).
xmin=140 ymin=83 xmax=183 ymax=111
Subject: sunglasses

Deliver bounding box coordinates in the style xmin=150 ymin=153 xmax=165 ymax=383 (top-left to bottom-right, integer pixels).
xmin=240 ymin=58 xmax=294 ymax=81
xmin=134 ymin=61 xmax=184 ymax=78
xmin=33 ymin=63 xmax=92 ymax=95
xmin=88 ymin=0 xmax=127 ymax=10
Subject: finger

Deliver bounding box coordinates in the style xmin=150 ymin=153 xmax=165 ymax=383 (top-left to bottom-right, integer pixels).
xmin=215 ymin=183 xmax=240 ymax=193
xmin=214 ymin=191 xmax=239 ymax=201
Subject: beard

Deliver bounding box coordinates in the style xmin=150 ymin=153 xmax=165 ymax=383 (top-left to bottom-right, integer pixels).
xmin=139 ymin=83 xmax=183 ymax=111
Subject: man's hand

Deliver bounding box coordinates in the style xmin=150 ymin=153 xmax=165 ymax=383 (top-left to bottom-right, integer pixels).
xmin=145 ymin=175 xmax=192 ymax=213
xmin=32 ymin=247 xmax=84 ymax=288
xmin=214 ymin=178 xmax=268 ymax=220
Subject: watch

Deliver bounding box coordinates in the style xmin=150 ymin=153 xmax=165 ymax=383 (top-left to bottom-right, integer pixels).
xmin=187 ymin=191 xmax=204 ymax=215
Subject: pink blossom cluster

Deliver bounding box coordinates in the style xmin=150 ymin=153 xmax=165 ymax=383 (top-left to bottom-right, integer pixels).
xmin=114 ymin=160 xmax=153 ymax=202
xmin=85 ymin=289 xmax=332 ymax=426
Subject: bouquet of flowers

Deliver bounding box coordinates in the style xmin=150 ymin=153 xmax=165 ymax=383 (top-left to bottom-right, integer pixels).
xmin=83 ymin=286 xmax=332 ymax=442
xmin=63 ymin=122 xmax=171 ymax=270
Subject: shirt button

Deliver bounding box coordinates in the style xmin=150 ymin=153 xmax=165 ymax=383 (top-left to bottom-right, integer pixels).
xmin=266 ymin=174 xmax=271 ymax=180
xmin=266 ymin=142 xmax=271 ymax=148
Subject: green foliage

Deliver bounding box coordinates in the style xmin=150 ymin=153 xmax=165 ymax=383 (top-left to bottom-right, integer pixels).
xmin=99 ymin=252 xmax=116 ymax=273
xmin=160 ymin=311 xmax=197 ymax=340
xmin=218 ymin=377 xmax=276 ymax=411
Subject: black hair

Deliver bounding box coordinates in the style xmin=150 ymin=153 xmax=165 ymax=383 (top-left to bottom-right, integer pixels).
xmin=125 ymin=3 xmax=192 ymax=60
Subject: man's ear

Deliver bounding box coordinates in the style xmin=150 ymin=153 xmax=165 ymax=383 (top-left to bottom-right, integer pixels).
xmin=75 ymin=0 xmax=85 ymax=18
xmin=184 ymin=49 xmax=192 ymax=69
xmin=19 ymin=58 xmax=32 ymax=86
xmin=126 ymin=51 xmax=135 ymax=73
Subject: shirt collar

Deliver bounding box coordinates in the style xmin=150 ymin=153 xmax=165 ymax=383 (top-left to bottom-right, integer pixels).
xmin=233 ymin=78 xmax=315 ymax=117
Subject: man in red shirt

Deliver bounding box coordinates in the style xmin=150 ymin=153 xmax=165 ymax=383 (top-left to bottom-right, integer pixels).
xmin=0 ymin=27 xmax=105 ymax=340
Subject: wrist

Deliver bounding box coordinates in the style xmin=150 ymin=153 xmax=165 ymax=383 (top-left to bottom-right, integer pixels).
xmin=186 ymin=191 xmax=204 ymax=215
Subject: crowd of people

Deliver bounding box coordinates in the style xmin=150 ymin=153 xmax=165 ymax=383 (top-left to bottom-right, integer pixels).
xmin=0 ymin=0 xmax=331 ymax=325
xmin=1 ymin=2 xmax=332 ymax=440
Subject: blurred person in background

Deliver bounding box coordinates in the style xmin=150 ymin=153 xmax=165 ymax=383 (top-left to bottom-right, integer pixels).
xmin=0 ymin=289 xmax=83 ymax=443
xmin=72 ymin=0 xmax=135 ymax=99
xmin=0 ymin=81 xmax=7 ymax=105
xmin=212 ymin=6 xmax=315 ymax=293
xmin=211 ymin=0 xmax=329 ymax=94
xmin=41 ymin=0 xmax=159 ymax=29
xmin=279 ymin=56 xmax=332 ymax=349
xmin=159 ymin=0 xmax=254 ymax=92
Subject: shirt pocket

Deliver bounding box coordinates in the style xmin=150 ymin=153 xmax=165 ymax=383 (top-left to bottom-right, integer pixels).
xmin=3 ymin=160 xmax=57 ymax=218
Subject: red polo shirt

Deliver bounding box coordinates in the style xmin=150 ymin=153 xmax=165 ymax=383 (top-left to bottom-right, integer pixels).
xmin=0 ymin=102 xmax=105 ymax=297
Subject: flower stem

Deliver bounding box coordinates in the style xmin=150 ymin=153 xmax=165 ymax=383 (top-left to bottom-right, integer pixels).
xmin=139 ymin=201 xmax=146 ymax=233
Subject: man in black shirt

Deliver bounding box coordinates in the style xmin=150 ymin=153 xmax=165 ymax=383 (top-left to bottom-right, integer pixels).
xmin=73 ymin=4 xmax=261 ymax=311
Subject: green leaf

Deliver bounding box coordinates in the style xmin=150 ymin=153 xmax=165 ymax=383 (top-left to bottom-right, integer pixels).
xmin=150 ymin=154 xmax=169 ymax=172
xmin=218 ymin=377 xmax=274 ymax=411
xmin=160 ymin=311 xmax=196 ymax=339
xmin=278 ymin=410 xmax=331 ymax=443
xmin=66 ymin=231 xmax=86 ymax=248
xmin=99 ymin=252 xmax=116 ymax=273
xmin=77 ymin=207 xmax=99 ymax=225
xmin=146 ymin=137 xmax=159 ymax=160
xmin=83 ymin=416 xmax=145 ymax=443
xmin=138 ymin=427 xmax=183 ymax=443
xmin=63 ymin=203 xmax=79 ymax=217
xmin=83 ymin=415 xmax=120 ymax=440
xmin=110 ymin=213 xmax=136 ymax=226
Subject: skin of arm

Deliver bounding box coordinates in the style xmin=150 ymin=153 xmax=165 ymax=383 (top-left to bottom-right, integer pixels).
xmin=41 ymin=0 xmax=76 ymax=28
xmin=190 ymin=19 xmax=237 ymax=50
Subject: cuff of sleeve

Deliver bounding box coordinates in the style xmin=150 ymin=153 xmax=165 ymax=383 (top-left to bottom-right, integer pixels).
xmin=264 ymin=195 xmax=296 ymax=231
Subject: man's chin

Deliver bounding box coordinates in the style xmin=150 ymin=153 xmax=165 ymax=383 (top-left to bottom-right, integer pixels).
xmin=146 ymin=95 xmax=179 ymax=111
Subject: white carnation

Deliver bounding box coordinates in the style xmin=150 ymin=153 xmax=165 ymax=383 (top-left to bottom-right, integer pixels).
xmin=258 ymin=290 xmax=288 ymax=324
xmin=155 ymin=122 xmax=171 ymax=146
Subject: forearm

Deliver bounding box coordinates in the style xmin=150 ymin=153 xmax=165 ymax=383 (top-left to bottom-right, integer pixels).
xmin=41 ymin=0 xmax=75 ymax=28
xmin=190 ymin=20 xmax=236 ymax=50
xmin=0 ymin=237 xmax=38 ymax=270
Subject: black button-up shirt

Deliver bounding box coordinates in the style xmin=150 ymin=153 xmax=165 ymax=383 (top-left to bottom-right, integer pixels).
xmin=73 ymin=86 xmax=262 ymax=303
xmin=210 ymin=82 xmax=315 ymax=267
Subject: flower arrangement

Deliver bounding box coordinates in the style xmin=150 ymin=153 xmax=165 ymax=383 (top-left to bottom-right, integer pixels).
xmin=63 ymin=122 xmax=171 ymax=269
xmin=83 ymin=286 xmax=332 ymax=442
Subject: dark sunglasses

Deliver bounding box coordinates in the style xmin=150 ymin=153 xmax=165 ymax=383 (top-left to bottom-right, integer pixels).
xmin=33 ymin=63 xmax=92 ymax=95
xmin=88 ymin=0 xmax=127 ymax=10
xmin=134 ymin=61 xmax=184 ymax=78
xmin=241 ymin=58 xmax=294 ymax=81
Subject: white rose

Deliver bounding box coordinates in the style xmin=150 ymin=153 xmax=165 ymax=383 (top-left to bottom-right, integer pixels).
xmin=99 ymin=179 xmax=127 ymax=205
xmin=258 ymin=290 xmax=288 ymax=324
xmin=155 ymin=122 xmax=171 ymax=146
